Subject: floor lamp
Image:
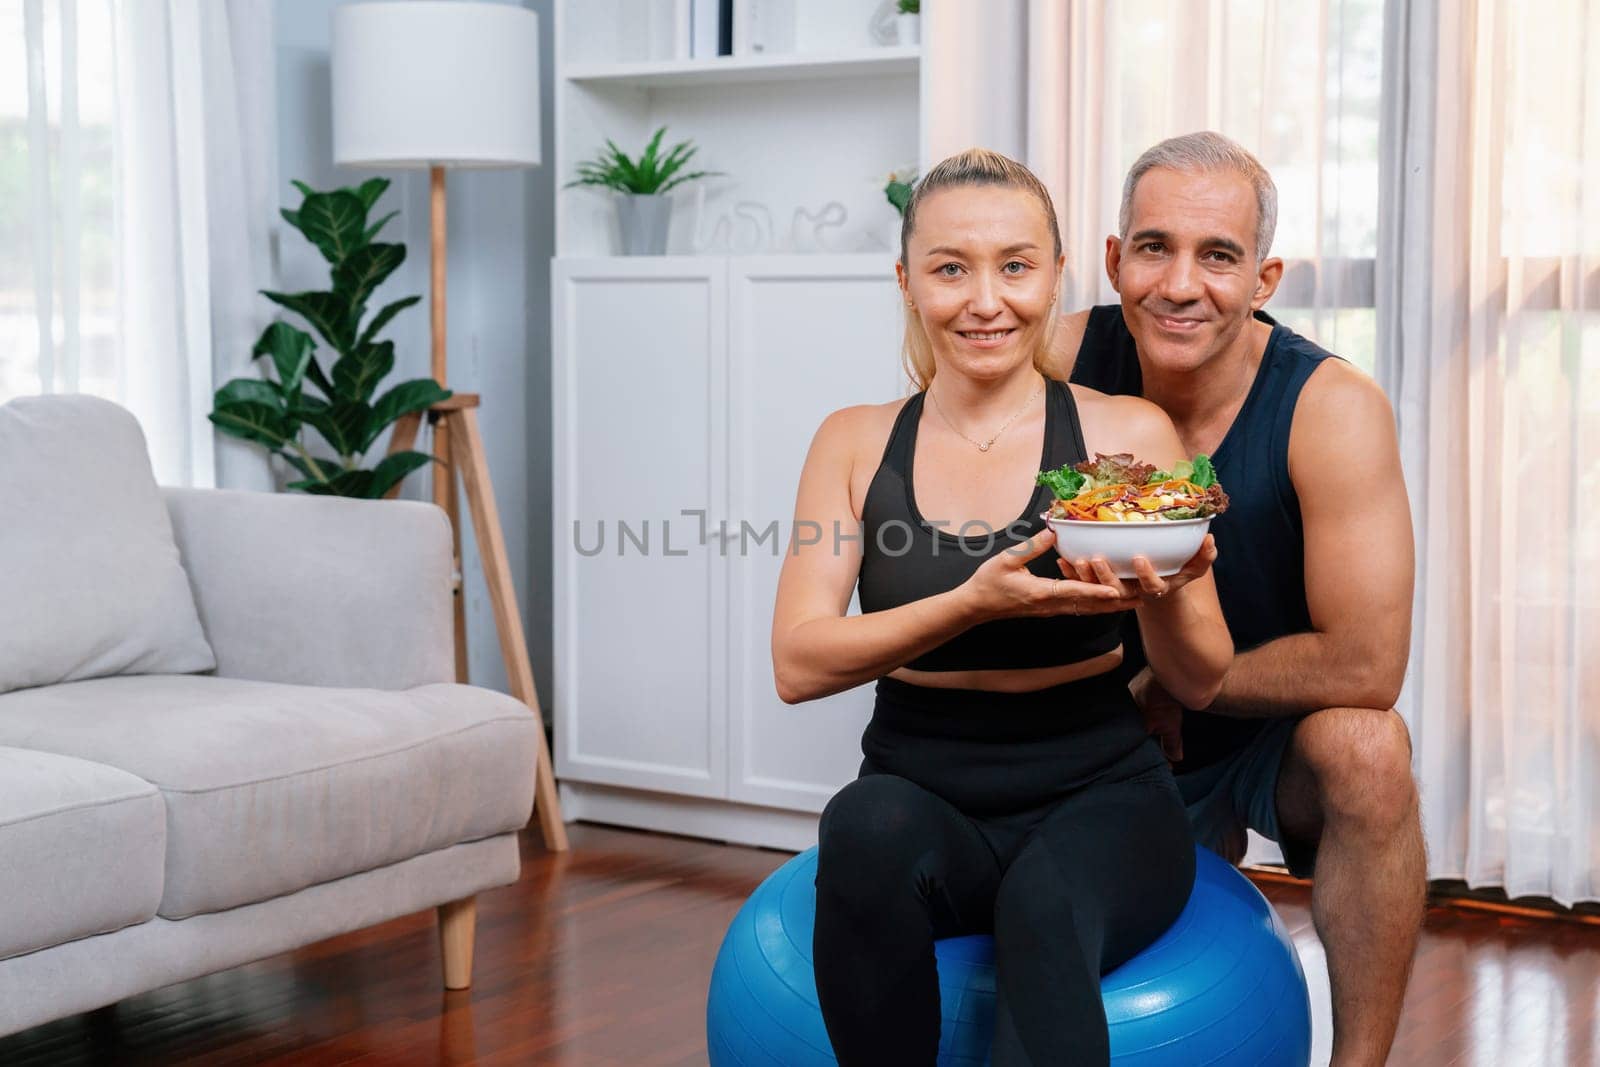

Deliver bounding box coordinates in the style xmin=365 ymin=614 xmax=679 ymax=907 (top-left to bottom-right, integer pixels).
xmin=332 ymin=2 xmax=567 ymax=855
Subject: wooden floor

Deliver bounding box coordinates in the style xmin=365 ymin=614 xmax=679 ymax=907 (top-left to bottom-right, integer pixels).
xmin=3 ymin=823 xmax=1598 ymax=1065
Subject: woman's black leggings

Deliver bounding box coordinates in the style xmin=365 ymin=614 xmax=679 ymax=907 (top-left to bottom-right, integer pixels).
xmin=813 ymin=758 xmax=1195 ymax=1066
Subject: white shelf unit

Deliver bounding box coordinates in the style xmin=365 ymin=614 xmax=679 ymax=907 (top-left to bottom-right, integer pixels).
xmin=551 ymin=1 xmax=928 ymax=849
xmin=555 ymin=1 xmax=921 ymax=259
xmin=564 ymin=46 xmax=920 ymax=90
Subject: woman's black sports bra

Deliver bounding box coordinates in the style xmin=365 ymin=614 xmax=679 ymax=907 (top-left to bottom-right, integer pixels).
xmin=855 ymin=376 xmax=1125 ymax=671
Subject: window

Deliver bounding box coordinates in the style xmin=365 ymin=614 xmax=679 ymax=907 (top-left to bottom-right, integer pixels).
xmin=1095 ymin=0 xmax=1385 ymax=373
xmin=0 ymin=0 xmax=118 ymax=402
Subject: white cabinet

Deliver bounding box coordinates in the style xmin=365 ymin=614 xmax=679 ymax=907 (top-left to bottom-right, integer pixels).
xmin=725 ymin=258 xmax=905 ymax=812
xmin=551 ymin=258 xmax=728 ymax=799
xmin=553 ymin=255 xmax=904 ymax=848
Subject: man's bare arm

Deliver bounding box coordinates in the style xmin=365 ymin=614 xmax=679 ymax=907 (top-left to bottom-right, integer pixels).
xmin=1202 ymin=361 xmax=1415 ymax=717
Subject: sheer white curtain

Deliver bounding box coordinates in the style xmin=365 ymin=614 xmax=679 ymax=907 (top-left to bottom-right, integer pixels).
xmin=1382 ymin=0 xmax=1599 ymax=905
xmin=1 ymin=0 xmax=275 ymax=489
xmin=929 ymin=0 xmax=1599 ymax=900
xmin=1025 ymin=0 xmax=1385 ymax=373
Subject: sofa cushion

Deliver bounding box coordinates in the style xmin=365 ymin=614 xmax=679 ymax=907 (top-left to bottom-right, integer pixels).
xmin=0 ymin=395 xmax=215 ymax=694
xmin=0 ymin=746 xmax=166 ymax=960
xmin=0 ymin=675 xmax=540 ymax=918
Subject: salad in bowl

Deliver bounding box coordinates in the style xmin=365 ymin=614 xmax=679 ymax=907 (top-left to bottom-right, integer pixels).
xmin=1036 ymin=452 xmax=1230 ymax=577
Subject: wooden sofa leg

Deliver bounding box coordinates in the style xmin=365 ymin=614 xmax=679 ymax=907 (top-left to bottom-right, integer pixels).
xmin=438 ymin=896 xmax=477 ymax=990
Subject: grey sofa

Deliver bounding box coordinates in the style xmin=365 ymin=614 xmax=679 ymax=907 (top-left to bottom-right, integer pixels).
xmin=0 ymin=395 xmax=540 ymax=1038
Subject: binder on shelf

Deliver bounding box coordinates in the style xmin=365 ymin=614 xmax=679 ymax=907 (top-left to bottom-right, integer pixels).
xmin=718 ymin=0 xmax=733 ymax=56
xmin=674 ymin=0 xmax=692 ymax=59
xmin=648 ymin=0 xmax=692 ymax=61
xmin=692 ymin=0 xmax=721 ymax=58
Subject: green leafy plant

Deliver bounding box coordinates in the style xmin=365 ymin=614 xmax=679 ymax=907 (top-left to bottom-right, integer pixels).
xmin=897 ymin=0 xmax=920 ymax=13
xmin=884 ymin=167 xmax=917 ymax=217
xmin=565 ymin=126 xmax=721 ymax=196
xmin=209 ymin=178 xmax=449 ymax=499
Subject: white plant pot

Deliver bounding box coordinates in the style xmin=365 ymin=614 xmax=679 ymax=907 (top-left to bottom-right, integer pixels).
xmin=895 ymin=13 xmax=920 ymax=45
xmin=615 ymin=193 xmax=672 ymax=255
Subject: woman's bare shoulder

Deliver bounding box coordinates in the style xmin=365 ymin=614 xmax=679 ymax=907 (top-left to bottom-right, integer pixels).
xmin=812 ymin=395 xmax=914 ymax=458
xmin=808 ymin=396 xmax=914 ymax=515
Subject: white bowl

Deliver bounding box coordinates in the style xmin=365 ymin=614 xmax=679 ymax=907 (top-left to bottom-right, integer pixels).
xmin=1042 ymin=512 xmax=1213 ymax=579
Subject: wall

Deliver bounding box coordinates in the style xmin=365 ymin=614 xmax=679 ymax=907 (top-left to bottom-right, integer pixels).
xmin=273 ymin=0 xmax=555 ymax=715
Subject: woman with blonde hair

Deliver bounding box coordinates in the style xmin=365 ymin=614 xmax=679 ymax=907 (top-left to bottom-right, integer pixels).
xmin=770 ymin=148 xmax=1232 ymax=1064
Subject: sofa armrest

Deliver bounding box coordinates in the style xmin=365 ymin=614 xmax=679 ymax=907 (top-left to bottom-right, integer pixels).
xmin=162 ymin=488 xmax=455 ymax=689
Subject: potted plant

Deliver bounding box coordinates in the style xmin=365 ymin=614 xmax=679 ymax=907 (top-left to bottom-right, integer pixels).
xmin=566 ymin=126 xmax=721 ymax=255
xmin=896 ymin=0 xmax=920 ymax=44
xmin=883 ymin=166 xmax=918 ymax=251
xmin=209 ymin=178 xmax=449 ymax=498
xmin=884 ymin=166 xmax=917 ymax=218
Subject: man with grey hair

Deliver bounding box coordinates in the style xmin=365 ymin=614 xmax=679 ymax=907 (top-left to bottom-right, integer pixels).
xmin=1049 ymin=130 xmax=1424 ymax=1066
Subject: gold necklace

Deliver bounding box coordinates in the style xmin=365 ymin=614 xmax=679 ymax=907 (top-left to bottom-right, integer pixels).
xmin=928 ymin=378 xmax=1043 ymax=453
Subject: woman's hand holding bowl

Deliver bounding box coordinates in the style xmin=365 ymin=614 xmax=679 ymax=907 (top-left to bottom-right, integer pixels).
xmin=1058 ymin=534 xmax=1218 ymax=605
xmin=961 ymin=527 xmax=1139 ymax=622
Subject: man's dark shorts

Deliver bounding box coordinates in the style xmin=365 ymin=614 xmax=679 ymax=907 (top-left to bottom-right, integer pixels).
xmin=1175 ymin=715 xmax=1319 ymax=879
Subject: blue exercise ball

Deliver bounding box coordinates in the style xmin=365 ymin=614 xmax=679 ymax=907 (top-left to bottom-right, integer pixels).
xmin=706 ymin=845 xmax=1311 ymax=1066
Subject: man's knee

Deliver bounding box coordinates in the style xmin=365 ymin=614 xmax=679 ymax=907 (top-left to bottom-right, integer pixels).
xmin=1291 ymin=707 xmax=1418 ymax=830
xmin=1213 ymin=821 xmax=1248 ymax=866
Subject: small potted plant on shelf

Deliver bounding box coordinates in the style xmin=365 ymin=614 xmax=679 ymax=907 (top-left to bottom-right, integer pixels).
xmin=884 ymin=166 xmax=917 ymax=218
xmin=566 ymin=127 xmax=721 ymax=255
xmin=883 ymin=166 xmax=918 ymax=252
xmin=896 ymin=0 xmax=920 ymax=45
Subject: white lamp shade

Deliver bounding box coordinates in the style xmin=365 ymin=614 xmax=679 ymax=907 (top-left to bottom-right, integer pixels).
xmin=332 ymin=1 xmax=540 ymax=169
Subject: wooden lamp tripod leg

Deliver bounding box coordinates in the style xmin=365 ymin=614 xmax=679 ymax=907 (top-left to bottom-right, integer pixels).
xmin=387 ymin=413 xmax=468 ymax=679
xmin=389 ymin=170 xmax=566 ymax=852
xmin=387 ymin=411 xmax=423 ymax=460
xmin=385 ymin=405 xmax=569 ymax=852
xmin=434 ymin=419 xmax=470 ymax=682
xmin=447 ymin=406 xmax=569 ymax=853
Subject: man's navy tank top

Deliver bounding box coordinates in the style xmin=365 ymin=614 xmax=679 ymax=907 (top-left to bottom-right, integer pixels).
xmin=856 ymin=376 xmax=1124 ymax=671
xmin=1070 ymin=306 xmax=1339 ymax=771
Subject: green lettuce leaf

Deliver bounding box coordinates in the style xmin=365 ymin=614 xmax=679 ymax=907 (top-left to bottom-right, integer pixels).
xmin=1146 ymin=457 xmax=1197 ymax=484
xmin=1036 ymin=464 xmax=1086 ymax=499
